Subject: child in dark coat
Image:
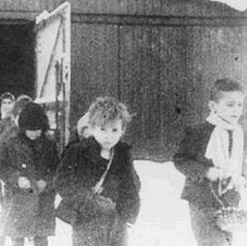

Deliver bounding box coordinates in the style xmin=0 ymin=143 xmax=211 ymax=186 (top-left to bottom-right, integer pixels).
xmin=55 ymin=96 xmax=141 ymax=246
xmin=0 ymin=102 xmax=59 ymax=246
xmin=0 ymin=94 xmax=32 ymax=246
xmin=173 ymin=78 xmax=246 ymax=246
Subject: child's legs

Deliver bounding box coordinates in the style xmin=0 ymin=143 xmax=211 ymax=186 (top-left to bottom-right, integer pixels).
xmin=72 ymin=213 xmax=127 ymax=246
xmin=11 ymin=237 xmax=24 ymax=246
xmin=72 ymin=217 xmax=110 ymax=246
xmin=33 ymin=236 xmax=48 ymax=246
xmin=72 ymin=225 xmax=98 ymax=246
xmin=109 ymin=215 xmax=127 ymax=246
xmin=189 ymin=203 xmax=232 ymax=246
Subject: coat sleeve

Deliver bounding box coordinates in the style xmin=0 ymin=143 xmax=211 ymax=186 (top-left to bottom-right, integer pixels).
xmin=54 ymin=143 xmax=106 ymax=220
xmin=54 ymin=144 xmax=86 ymax=198
xmin=0 ymin=141 xmax=22 ymax=187
xmin=42 ymin=140 xmax=60 ymax=193
xmin=116 ymin=149 xmax=141 ymax=224
xmin=173 ymin=126 xmax=214 ymax=183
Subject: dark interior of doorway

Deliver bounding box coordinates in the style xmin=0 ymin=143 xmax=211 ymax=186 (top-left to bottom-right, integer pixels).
xmin=0 ymin=21 xmax=35 ymax=99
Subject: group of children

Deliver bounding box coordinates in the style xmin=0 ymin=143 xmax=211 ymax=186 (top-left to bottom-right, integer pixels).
xmin=0 ymin=94 xmax=141 ymax=246
xmin=0 ymin=77 xmax=245 ymax=246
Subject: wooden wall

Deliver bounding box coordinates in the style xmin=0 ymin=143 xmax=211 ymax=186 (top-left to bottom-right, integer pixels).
xmin=1 ymin=0 xmax=247 ymax=161
xmin=70 ymin=21 xmax=247 ymax=161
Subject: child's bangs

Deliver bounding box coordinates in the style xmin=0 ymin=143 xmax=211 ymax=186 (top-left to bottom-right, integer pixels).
xmin=92 ymin=111 xmax=122 ymax=128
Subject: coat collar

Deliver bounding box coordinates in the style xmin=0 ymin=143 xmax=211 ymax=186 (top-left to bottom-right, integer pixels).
xmin=79 ymin=137 xmax=124 ymax=165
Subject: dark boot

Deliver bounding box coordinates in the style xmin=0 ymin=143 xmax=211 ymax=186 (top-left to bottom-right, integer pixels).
xmin=11 ymin=237 xmax=24 ymax=246
xmin=33 ymin=236 xmax=48 ymax=246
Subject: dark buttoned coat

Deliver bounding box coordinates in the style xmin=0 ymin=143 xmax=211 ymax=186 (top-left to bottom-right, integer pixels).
xmin=0 ymin=130 xmax=59 ymax=237
xmin=173 ymin=121 xmax=241 ymax=209
xmin=55 ymin=137 xmax=140 ymax=245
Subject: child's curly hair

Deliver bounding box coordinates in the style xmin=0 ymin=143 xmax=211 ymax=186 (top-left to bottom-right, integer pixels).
xmin=88 ymin=96 xmax=132 ymax=130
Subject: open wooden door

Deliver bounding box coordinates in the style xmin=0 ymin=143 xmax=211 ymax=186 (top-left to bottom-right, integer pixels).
xmin=34 ymin=2 xmax=71 ymax=154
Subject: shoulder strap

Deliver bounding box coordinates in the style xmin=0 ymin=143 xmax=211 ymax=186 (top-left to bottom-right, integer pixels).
xmin=210 ymin=180 xmax=226 ymax=208
xmin=92 ymin=149 xmax=114 ymax=194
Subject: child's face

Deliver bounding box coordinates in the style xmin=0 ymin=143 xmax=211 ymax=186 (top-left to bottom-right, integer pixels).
xmin=90 ymin=119 xmax=124 ymax=151
xmin=210 ymin=91 xmax=244 ymax=125
xmin=25 ymin=129 xmax=42 ymax=140
xmin=1 ymin=98 xmax=14 ymax=117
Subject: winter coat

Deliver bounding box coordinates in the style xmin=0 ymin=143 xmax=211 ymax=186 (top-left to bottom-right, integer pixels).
xmin=54 ymin=137 xmax=140 ymax=245
xmin=0 ymin=117 xmax=15 ymax=136
xmin=0 ymin=130 xmax=59 ymax=237
xmin=173 ymin=121 xmax=241 ymax=209
xmin=0 ymin=119 xmax=16 ymax=206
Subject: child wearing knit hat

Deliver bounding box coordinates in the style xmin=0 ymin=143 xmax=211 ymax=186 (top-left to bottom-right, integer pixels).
xmin=0 ymin=102 xmax=59 ymax=246
xmin=0 ymin=94 xmax=32 ymax=246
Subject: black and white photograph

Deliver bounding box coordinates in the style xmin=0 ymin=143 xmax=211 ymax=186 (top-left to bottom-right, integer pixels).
xmin=0 ymin=1 xmax=247 ymax=246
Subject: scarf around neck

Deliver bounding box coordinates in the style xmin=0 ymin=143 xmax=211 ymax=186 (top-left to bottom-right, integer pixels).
xmin=205 ymin=112 xmax=244 ymax=180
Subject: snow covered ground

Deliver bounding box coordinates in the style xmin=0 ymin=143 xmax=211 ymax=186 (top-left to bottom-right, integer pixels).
xmin=6 ymin=160 xmax=247 ymax=245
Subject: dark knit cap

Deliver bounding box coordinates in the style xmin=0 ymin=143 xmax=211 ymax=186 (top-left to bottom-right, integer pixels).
xmin=18 ymin=102 xmax=49 ymax=131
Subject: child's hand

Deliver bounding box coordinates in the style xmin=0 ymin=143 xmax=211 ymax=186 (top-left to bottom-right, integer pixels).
xmin=95 ymin=195 xmax=116 ymax=211
xmin=36 ymin=180 xmax=47 ymax=193
xmin=18 ymin=176 xmax=31 ymax=189
xmin=92 ymin=183 xmax=104 ymax=195
xmin=206 ymin=167 xmax=225 ymax=181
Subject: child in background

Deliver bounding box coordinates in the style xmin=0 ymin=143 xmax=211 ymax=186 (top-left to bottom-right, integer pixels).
xmin=0 ymin=94 xmax=33 ymax=138
xmin=0 ymin=92 xmax=15 ymax=134
xmin=173 ymin=78 xmax=246 ymax=246
xmin=65 ymin=112 xmax=90 ymax=152
xmin=0 ymin=92 xmax=15 ymax=120
xmin=12 ymin=94 xmax=33 ymax=125
xmin=55 ymin=96 xmax=141 ymax=246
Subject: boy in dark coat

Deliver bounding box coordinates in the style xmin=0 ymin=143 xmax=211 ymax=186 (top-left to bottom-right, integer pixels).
xmin=0 ymin=102 xmax=59 ymax=246
xmin=0 ymin=94 xmax=32 ymax=246
xmin=55 ymin=96 xmax=141 ymax=246
xmin=173 ymin=78 xmax=246 ymax=246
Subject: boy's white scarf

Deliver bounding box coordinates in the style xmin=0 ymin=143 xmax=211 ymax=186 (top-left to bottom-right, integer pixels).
xmin=205 ymin=112 xmax=244 ymax=180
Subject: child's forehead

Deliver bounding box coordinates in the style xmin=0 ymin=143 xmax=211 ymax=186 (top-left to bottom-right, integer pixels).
xmin=1 ymin=98 xmax=14 ymax=103
xmin=217 ymin=90 xmax=244 ymax=101
xmin=96 ymin=118 xmax=123 ymax=128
